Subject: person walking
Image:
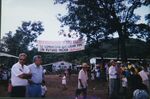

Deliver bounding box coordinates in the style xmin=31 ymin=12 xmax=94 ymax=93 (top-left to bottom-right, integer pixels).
xmin=11 ymin=53 xmax=32 ymax=97
xmin=62 ymin=72 xmax=67 ymax=90
xmin=75 ymin=63 xmax=89 ymax=99
xmin=108 ymin=60 xmax=118 ymax=98
xmin=27 ymin=55 xmax=44 ymax=97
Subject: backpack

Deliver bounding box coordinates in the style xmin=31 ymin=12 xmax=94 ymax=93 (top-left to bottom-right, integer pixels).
xmin=133 ymin=89 xmax=149 ymax=99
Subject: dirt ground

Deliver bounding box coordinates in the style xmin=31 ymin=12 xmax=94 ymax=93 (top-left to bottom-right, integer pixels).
xmin=0 ymin=74 xmax=108 ymax=99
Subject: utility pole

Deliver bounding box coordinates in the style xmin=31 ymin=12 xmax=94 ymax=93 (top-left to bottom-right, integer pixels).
xmin=0 ymin=0 xmax=1 ymax=39
xmin=0 ymin=0 xmax=1 ymax=52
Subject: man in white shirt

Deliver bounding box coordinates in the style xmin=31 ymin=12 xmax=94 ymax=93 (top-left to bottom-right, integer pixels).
xmin=11 ymin=53 xmax=32 ymax=97
xmin=108 ymin=60 xmax=117 ymax=97
xmin=76 ymin=63 xmax=89 ymax=99
xmin=138 ymin=67 xmax=149 ymax=92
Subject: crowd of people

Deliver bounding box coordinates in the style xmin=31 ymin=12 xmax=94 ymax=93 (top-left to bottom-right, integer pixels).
xmin=76 ymin=59 xmax=150 ymax=99
xmin=1 ymin=52 xmax=150 ymax=99
xmin=74 ymin=59 xmax=150 ymax=99
xmin=7 ymin=53 xmax=88 ymax=98
xmin=106 ymin=60 xmax=150 ymax=99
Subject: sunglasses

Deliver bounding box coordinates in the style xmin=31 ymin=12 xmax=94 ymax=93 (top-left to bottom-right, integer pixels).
xmin=19 ymin=59 xmax=26 ymax=61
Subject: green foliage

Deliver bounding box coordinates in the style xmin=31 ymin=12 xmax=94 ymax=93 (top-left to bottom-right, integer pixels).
xmin=101 ymin=38 xmax=148 ymax=58
xmin=3 ymin=21 xmax=44 ymax=56
xmin=55 ymin=0 xmax=150 ymax=61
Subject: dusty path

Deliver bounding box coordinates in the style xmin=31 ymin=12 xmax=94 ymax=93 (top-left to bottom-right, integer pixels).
xmin=46 ymin=74 xmax=108 ymax=99
xmin=0 ymin=74 xmax=108 ymax=99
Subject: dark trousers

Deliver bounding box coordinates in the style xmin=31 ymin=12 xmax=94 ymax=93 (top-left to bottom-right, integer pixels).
xmin=121 ymin=87 xmax=128 ymax=99
xmin=116 ymin=78 xmax=120 ymax=94
xmin=109 ymin=79 xmax=117 ymax=96
xmin=75 ymin=88 xmax=87 ymax=99
xmin=11 ymin=86 xmax=26 ymax=97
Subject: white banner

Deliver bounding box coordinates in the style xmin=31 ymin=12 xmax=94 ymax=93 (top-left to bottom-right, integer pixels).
xmin=37 ymin=39 xmax=85 ymax=53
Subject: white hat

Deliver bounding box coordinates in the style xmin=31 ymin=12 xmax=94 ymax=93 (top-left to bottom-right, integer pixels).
xmin=127 ymin=61 xmax=130 ymax=64
xmin=81 ymin=63 xmax=90 ymax=68
xmin=117 ymin=61 xmax=121 ymax=63
xmin=110 ymin=60 xmax=115 ymax=63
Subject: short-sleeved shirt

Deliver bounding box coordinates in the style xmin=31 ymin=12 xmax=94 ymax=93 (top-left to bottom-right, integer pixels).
xmin=122 ymin=77 xmax=127 ymax=87
xmin=28 ymin=63 xmax=43 ymax=84
xmin=11 ymin=62 xmax=30 ymax=86
xmin=139 ymin=70 xmax=149 ymax=81
xmin=95 ymin=68 xmax=100 ymax=78
xmin=109 ymin=66 xmax=117 ymax=79
xmin=62 ymin=76 xmax=66 ymax=85
xmin=78 ymin=69 xmax=88 ymax=89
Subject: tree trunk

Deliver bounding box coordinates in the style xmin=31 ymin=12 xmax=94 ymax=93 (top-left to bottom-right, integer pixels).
xmin=117 ymin=37 xmax=120 ymax=60
xmin=119 ymin=35 xmax=127 ymax=62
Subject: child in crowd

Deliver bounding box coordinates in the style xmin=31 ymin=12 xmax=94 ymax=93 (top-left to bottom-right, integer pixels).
xmin=41 ymin=80 xmax=47 ymax=98
xmin=121 ymin=73 xmax=128 ymax=99
xmin=62 ymin=73 xmax=67 ymax=90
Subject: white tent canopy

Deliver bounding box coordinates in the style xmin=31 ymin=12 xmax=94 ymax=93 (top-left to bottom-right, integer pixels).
xmin=42 ymin=63 xmax=53 ymax=67
xmin=51 ymin=61 xmax=72 ymax=71
xmin=0 ymin=52 xmax=18 ymax=58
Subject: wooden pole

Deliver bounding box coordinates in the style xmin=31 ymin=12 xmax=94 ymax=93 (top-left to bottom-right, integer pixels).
xmin=0 ymin=0 xmax=1 ymax=39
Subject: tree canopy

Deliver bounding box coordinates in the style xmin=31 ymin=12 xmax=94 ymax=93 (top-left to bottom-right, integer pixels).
xmin=2 ymin=21 xmax=44 ymax=56
xmin=55 ymin=0 xmax=150 ymax=61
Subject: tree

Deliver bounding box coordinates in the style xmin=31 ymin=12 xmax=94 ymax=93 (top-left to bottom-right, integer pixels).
xmin=0 ymin=39 xmax=6 ymax=52
xmin=55 ymin=0 xmax=150 ymax=61
xmin=3 ymin=21 xmax=44 ymax=56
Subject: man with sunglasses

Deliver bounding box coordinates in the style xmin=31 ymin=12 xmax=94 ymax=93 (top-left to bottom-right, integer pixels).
xmin=11 ymin=53 xmax=32 ymax=97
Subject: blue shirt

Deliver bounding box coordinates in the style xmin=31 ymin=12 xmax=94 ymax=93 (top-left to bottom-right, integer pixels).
xmin=29 ymin=63 xmax=43 ymax=84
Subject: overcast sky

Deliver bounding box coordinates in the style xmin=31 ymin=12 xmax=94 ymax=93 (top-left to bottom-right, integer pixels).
xmin=1 ymin=0 xmax=69 ymax=41
xmin=1 ymin=0 xmax=150 ymax=41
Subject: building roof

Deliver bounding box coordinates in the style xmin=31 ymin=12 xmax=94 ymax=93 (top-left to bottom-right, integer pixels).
xmin=0 ymin=52 xmax=18 ymax=58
